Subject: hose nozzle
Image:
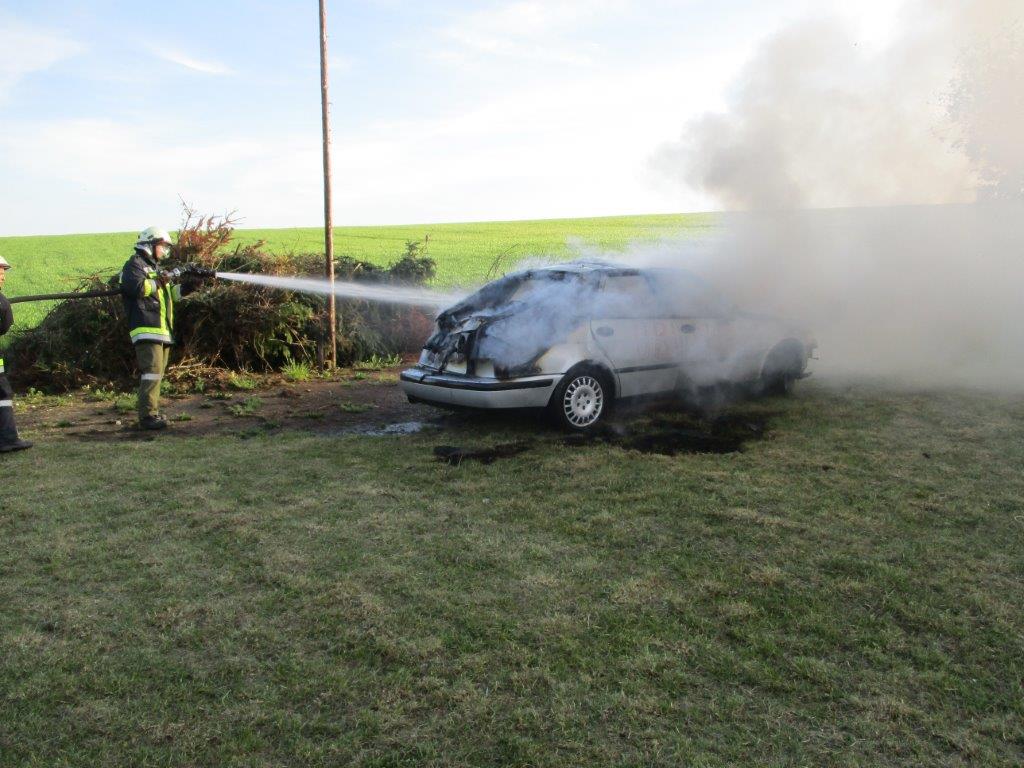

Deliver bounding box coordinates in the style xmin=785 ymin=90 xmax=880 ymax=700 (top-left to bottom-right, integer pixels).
xmin=161 ymin=264 xmax=218 ymax=282
xmin=182 ymin=264 xmax=218 ymax=280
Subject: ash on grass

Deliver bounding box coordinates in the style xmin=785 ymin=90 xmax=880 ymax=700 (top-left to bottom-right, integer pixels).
xmin=431 ymin=411 xmax=769 ymax=466
xmin=563 ymin=410 xmax=771 ymax=455
xmin=433 ymin=441 xmax=533 ymax=465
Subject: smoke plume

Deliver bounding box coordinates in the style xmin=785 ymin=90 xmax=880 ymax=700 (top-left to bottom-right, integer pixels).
xmin=651 ymin=0 xmax=1024 ymax=390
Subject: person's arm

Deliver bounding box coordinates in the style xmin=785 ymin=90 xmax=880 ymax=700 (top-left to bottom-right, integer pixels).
xmin=120 ymin=259 xmax=159 ymax=299
xmin=0 ymin=295 xmax=13 ymax=337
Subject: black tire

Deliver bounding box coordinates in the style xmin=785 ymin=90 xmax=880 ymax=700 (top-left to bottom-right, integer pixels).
xmin=762 ymin=372 xmax=795 ymax=397
xmin=548 ymin=365 xmax=614 ymax=432
xmin=760 ymin=341 xmax=805 ymax=397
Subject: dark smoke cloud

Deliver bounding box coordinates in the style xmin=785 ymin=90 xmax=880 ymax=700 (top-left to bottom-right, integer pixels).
xmin=648 ymin=0 xmax=1024 ymax=390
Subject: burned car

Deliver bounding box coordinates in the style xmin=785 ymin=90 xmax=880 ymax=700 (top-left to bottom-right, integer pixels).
xmin=400 ymin=261 xmax=815 ymax=430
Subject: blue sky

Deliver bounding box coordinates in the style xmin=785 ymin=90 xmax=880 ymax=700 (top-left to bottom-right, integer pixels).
xmin=0 ymin=0 xmax=900 ymax=235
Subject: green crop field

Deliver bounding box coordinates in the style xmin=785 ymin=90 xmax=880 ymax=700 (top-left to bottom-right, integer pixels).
xmin=0 ymin=213 xmax=714 ymax=330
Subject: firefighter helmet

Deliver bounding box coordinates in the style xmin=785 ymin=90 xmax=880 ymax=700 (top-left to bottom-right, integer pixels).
xmin=136 ymin=226 xmax=174 ymax=247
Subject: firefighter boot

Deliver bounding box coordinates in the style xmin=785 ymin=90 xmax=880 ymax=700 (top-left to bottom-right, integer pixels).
xmin=0 ymin=399 xmax=32 ymax=452
xmin=139 ymin=415 xmax=167 ymax=431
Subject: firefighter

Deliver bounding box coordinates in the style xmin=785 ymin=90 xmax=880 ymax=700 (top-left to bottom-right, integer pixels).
xmin=119 ymin=227 xmax=188 ymax=430
xmin=0 ymin=255 xmax=33 ymax=453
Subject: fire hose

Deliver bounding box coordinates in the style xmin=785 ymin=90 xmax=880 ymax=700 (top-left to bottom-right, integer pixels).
xmin=9 ymin=288 xmax=121 ymax=304
xmin=9 ymin=265 xmax=218 ymax=304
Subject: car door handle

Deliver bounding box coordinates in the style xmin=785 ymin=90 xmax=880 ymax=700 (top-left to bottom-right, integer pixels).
xmin=596 ymin=326 xmax=614 ymax=337
xmin=680 ymin=323 xmax=696 ymax=334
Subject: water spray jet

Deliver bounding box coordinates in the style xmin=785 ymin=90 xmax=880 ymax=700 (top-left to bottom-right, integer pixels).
xmin=213 ymin=272 xmax=464 ymax=310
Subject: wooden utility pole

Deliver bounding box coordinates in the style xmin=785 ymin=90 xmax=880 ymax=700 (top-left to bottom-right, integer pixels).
xmin=319 ymin=0 xmax=337 ymax=368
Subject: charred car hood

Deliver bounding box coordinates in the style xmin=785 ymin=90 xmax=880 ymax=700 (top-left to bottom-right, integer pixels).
xmin=435 ymin=301 xmax=522 ymax=333
xmin=426 ymin=300 xmax=578 ymax=377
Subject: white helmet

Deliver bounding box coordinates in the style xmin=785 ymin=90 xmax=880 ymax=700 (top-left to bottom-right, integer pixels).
xmin=0 ymin=255 xmax=10 ymax=270
xmin=136 ymin=226 xmax=174 ymax=248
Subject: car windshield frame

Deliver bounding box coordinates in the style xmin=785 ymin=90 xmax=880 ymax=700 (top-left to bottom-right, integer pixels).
xmin=442 ymin=269 xmax=597 ymax=317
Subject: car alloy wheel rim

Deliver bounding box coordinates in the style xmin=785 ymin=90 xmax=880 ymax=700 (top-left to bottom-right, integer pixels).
xmin=563 ymin=375 xmax=603 ymax=427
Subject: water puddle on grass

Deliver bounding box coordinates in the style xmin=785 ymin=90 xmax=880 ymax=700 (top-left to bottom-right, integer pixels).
xmin=341 ymin=420 xmax=438 ymax=437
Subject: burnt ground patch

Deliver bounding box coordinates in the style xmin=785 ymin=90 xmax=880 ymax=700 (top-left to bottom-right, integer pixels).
xmin=433 ymin=441 xmax=533 ymax=466
xmin=563 ymin=410 xmax=773 ymax=456
xmin=428 ymin=407 xmax=773 ymax=465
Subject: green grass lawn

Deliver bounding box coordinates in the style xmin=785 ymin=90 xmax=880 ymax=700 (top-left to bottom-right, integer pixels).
xmin=0 ymin=213 xmax=713 ymax=330
xmin=2 ymin=383 xmax=1022 ymax=766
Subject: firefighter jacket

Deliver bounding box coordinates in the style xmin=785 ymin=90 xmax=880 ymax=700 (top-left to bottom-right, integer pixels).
xmin=0 ymin=291 xmax=12 ymax=374
xmin=120 ymin=249 xmax=182 ymax=344
xmin=0 ymin=292 xmax=12 ymax=337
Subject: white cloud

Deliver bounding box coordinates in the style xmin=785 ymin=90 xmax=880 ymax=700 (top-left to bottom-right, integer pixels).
xmin=438 ymin=0 xmax=628 ymax=65
xmin=150 ymin=47 xmax=233 ymax=75
xmin=0 ymin=47 xmax=724 ymax=236
xmin=0 ymin=118 xmax=268 ymax=234
xmin=0 ymin=0 xmax=917 ymax=235
xmin=328 ymin=54 xmax=355 ymax=75
xmin=0 ymin=14 xmax=84 ymax=100
xmin=1 ymin=119 xmax=258 ymax=182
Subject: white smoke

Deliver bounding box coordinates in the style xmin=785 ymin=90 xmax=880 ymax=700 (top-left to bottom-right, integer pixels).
xmin=647 ymin=0 xmax=1024 ymax=390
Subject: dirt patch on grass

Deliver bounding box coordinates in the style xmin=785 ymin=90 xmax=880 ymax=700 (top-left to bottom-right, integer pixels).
xmin=17 ymin=367 xmax=776 ymax=455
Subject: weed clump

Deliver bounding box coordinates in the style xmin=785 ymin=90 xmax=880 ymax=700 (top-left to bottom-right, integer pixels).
xmin=228 ymin=397 xmax=263 ymax=417
xmin=227 ymin=373 xmax=259 ymax=391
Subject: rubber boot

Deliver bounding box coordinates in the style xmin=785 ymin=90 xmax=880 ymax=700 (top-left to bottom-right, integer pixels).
xmin=0 ymin=435 xmax=32 ymax=452
xmin=139 ymin=415 xmax=167 ymax=431
xmin=0 ymin=388 xmax=32 ymax=452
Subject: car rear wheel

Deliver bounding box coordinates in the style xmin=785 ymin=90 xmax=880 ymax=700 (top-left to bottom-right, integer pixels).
xmin=761 ymin=341 xmax=805 ymax=397
xmin=762 ymin=372 xmax=795 ymax=396
xmin=549 ymin=366 xmax=613 ymax=431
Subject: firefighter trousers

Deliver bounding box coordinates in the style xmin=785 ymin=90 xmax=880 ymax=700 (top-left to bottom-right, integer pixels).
xmin=0 ymin=371 xmax=21 ymax=445
xmin=135 ymin=342 xmax=170 ymax=421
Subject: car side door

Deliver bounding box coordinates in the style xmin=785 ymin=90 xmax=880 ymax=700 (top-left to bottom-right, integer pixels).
xmin=590 ymin=272 xmax=678 ymax=397
xmin=651 ymin=270 xmax=737 ymax=387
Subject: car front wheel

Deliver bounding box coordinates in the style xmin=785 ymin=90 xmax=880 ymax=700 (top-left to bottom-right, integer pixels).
xmin=549 ymin=366 xmax=613 ymax=431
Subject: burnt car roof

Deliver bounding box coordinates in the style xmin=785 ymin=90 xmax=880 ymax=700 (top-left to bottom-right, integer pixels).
xmin=439 ymin=260 xmax=716 ymax=321
xmin=531 ymin=259 xmax=639 ymax=276
xmin=530 ymin=260 xmax=709 ymax=282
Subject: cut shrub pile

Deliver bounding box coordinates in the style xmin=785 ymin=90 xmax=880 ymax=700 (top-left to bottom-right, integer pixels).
xmin=7 ymin=211 xmax=436 ymax=391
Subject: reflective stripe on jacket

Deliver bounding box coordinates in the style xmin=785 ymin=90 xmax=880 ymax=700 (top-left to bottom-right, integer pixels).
xmin=120 ymin=249 xmax=182 ymax=344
